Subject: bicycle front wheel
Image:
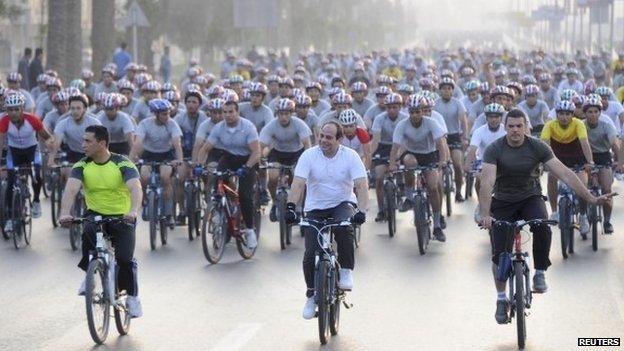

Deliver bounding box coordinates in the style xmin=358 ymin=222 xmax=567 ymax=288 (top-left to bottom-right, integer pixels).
xmin=558 ymin=197 xmax=572 ymax=259
xmin=114 ymin=291 xmax=131 ymax=335
xmin=316 ymin=260 xmax=330 ymax=345
xmin=465 ymin=173 xmax=473 ymax=199
xmin=514 ymin=261 xmax=526 ymax=349
xmin=12 ymin=190 xmax=25 ymax=249
xmin=201 ymin=206 xmax=227 ymax=264
xmin=277 ymin=192 xmax=288 ymax=250
xmin=329 ymin=263 xmax=340 ymax=336
xmin=414 ymin=196 xmax=430 ymax=255
xmin=0 ymin=180 xmax=8 ymax=240
xmin=148 ymin=192 xmax=157 ymax=250
xmin=185 ymin=185 xmax=196 ymax=241
xmin=85 ymin=259 xmax=111 ymax=344
xmin=50 ymin=176 xmax=62 ymax=228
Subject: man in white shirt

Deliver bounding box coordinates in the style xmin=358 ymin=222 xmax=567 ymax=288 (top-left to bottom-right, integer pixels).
xmin=285 ymin=121 xmax=369 ymax=320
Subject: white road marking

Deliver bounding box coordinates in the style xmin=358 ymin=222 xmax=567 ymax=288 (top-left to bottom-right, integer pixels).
xmin=209 ymin=323 xmax=262 ymax=351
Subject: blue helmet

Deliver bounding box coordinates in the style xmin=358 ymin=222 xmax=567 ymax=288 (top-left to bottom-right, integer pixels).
xmin=148 ymin=98 xmax=173 ymax=113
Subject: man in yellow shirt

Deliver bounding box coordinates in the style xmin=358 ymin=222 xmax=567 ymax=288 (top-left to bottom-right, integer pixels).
xmin=541 ymin=100 xmax=593 ymax=237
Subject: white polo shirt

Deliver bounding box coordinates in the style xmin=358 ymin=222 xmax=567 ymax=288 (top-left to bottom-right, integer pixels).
xmin=294 ymin=145 xmax=367 ymax=212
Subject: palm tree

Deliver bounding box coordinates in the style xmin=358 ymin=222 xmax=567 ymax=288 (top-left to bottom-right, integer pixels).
xmin=46 ymin=0 xmax=82 ymax=81
xmin=91 ymin=0 xmax=115 ymax=73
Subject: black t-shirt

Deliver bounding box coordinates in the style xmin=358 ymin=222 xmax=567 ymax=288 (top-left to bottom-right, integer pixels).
xmin=483 ymin=136 xmax=554 ymax=202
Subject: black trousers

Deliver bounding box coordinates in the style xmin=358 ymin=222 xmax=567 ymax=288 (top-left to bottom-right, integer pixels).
xmin=6 ymin=145 xmax=42 ymax=206
xmin=303 ymin=201 xmax=356 ymax=297
xmin=78 ymin=213 xmax=139 ymax=297
xmin=217 ymin=152 xmax=258 ymax=229
xmin=490 ymin=195 xmax=552 ymax=271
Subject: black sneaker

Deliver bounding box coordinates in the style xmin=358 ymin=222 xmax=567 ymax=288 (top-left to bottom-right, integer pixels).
xmin=495 ymin=299 xmax=510 ymax=324
xmin=455 ymin=193 xmax=465 ymax=203
xmin=440 ymin=215 xmax=447 ymax=229
xmin=533 ymin=273 xmax=548 ymax=293
xmin=269 ymin=205 xmax=278 ymax=222
xmin=374 ymin=211 xmax=385 ymax=222
xmin=604 ymin=221 xmax=614 ymax=234
xmin=433 ymin=227 xmax=446 ymax=242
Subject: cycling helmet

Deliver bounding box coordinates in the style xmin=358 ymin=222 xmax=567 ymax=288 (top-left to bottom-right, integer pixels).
xmin=160 ymin=82 xmax=177 ymax=93
xmin=483 ymin=103 xmax=505 ymax=115
xmin=327 ymin=87 xmax=345 ymax=98
xmin=81 ymin=69 xmax=94 ymax=80
xmin=47 ymin=77 xmax=62 ymax=88
xmin=524 ymin=84 xmax=540 ymax=96
xmin=350 ymin=81 xmax=368 ymax=92
xmin=317 ymin=76 xmax=330 ymax=87
xmin=6 ymin=72 xmax=22 ymax=82
xmin=384 ymin=93 xmax=403 ymax=105
xmin=148 ymin=98 xmax=173 ymax=113
xmin=68 ymin=93 xmax=89 ymax=107
xmin=255 ymin=67 xmax=269 ymax=75
xmin=438 ymin=77 xmax=455 ymax=89
xmin=101 ymin=65 xmax=116 ymax=76
xmin=229 ymin=74 xmax=244 ymax=84
xmin=70 ymin=79 xmax=86 ymax=91
xmin=397 ymin=84 xmax=414 ymax=94
xmin=279 ymin=77 xmax=294 ymax=88
xmin=102 ymin=93 xmax=122 ymax=109
xmin=571 ymin=94 xmax=585 ymax=106
xmin=480 ymin=81 xmax=490 ymax=94
xmin=267 ymin=74 xmax=280 ymax=84
xmin=490 ymin=85 xmax=514 ymax=99
xmin=375 ymin=86 xmax=391 ymax=96
xmin=184 ymin=89 xmax=204 ymax=104
xmin=163 ymin=90 xmax=181 ymax=103
xmin=460 ymin=67 xmax=475 ymax=77
xmin=117 ymin=80 xmax=136 ymax=92
xmin=240 ymin=89 xmax=251 ymax=102
xmin=559 ymin=89 xmax=578 ymax=101
xmin=407 ymin=94 xmax=422 ymax=108
xmin=555 ymin=100 xmax=576 ymax=112
xmin=493 ymin=69 xmax=506 ymax=78
xmin=595 ymin=86 xmax=612 ymax=96
xmin=332 ymin=92 xmax=353 ymax=105
xmin=294 ymin=94 xmax=312 ymax=107
xmin=276 ymin=98 xmax=295 ymax=112
xmin=207 ymin=98 xmax=225 ymax=110
xmin=4 ymin=91 xmax=25 ymax=107
xmin=220 ymin=89 xmax=239 ymax=103
xmin=338 ymin=109 xmax=360 ymax=125
xmin=417 ymin=94 xmax=436 ymax=108
xmin=554 ymin=66 xmax=566 ymax=75
xmin=565 ymin=67 xmax=578 ymax=76
xmin=464 ymin=80 xmax=481 ymax=91
xmin=125 ymin=62 xmax=139 ymax=72
xmin=291 ymin=88 xmax=303 ymax=98
xmin=94 ymin=92 xmax=108 ymax=103
xmin=64 ymin=87 xmax=82 ymax=97
xmin=292 ymin=74 xmax=305 ymax=83
xmin=521 ymin=75 xmax=537 ymax=85
xmin=376 ymin=74 xmax=393 ymax=85
xmin=249 ymin=82 xmax=268 ymax=95
xmin=508 ymin=67 xmax=521 ymax=76
xmin=305 ymin=82 xmax=322 ymax=92
xmin=51 ymin=91 xmax=69 ymax=104
xmin=193 ymin=75 xmax=209 ymax=86
xmin=142 ymin=80 xmax=161 ymax=92
xmin=507 ymin=81 xmax=523 ymax=96
xmin=207 ymin=85 xmax=225 ymax=97
xmin=45 ymin=69 xmax=58 ymax=77
xmin=583 ymin=96 xmax=603 ymax=111
xmin=36 ymin=74 xmax=48 ymax=83
xmin=539 ymin=73 xmax=551 ymax=82
xmin=187 ymin=67 xmax=201 ymax=78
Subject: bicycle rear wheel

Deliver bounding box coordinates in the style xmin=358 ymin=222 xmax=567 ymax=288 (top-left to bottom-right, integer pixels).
xmin=444 ymin=169 xmax=453 ymax=217
xmin=414 ymin=196 xmax=430 ymax=255
xmin=316 ymin=260 xmax=330 ymax=345
xmin=201 ymin=206 xmax=227 ymax=264
xmin=159 ymin=217 xmax=168 ymax=246
xmin=514 ymin=261 xmax=526 ymax=349
xmin=70 ymin=197 xmax=84 ymax=251
xmin=148 ymin=192 xmax=157 ymax=250
xmin=193 ymin=186 xmax=203 ymax=238
xmin=114 ymin=291 xmax=131 ymax=335
xmin=558 ymin=197 xmax=572 ymax=259
xmin=85 ymin=259 xmax=110 ymax=345
xmin=0 ymin=180 xmax=8 ymax=240
xmin=50 ymin=176 xmax=62 ymax=228
xmin=277 ymin=192 xmax=288 ymax=250
xmin=22 ymin=190 xmax=32 ymax=246
xmin=588 ymin=203 xmax=599 ymax=252
xmin=329 ymin=263 xmax=340 ymax=336
xmin=236 ymin=222 xmax=257 ymax=259
xmin=384 ymin=182 xmax=396 ymax=238
xmin=12 ymin=190 xmax=25 ymax=249
xmin=465 ymin=173 xmax=473 ymax=199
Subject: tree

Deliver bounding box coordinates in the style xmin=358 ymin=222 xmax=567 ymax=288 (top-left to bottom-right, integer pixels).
xmin=46 ymin=0 xmax=81 ymax=81
xmin=91 ymin=0 xmax=116 ymax=73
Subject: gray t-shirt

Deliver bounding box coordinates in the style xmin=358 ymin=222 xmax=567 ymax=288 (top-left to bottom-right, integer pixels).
xmin=518 ymin=100 xmax=550 ymax=127
xmin=54 ymin=114 xmax=102 ymax=153
xmin=122 ymin=97 xmax=139 ymax=116
xmin=44 ymin=109 xmax=69 ymax=133
xmin=483 ymin=136 xmax=554 ymax=203
xmin=96 ymin=111 xmax=135 ymax=143
xmin=195 ymin=118 xmax=219 ymax=143
xmin=433 ymin=97 xmax=466 ymax=134
xmin=136 ymin=117 xmax=183 ymax=153
xmin=585 ymin=119 xmax=618 ymax=154
xmin=352 ymin=97 xmax=375 ymax=119
xmin=174 ymin=110 xmax=208 ymax=152
xmin=131 ymin=100 xmax=152 ymax=122
xmin=94 ymin=81 xmax=118 ymax=96
xmin=35 ymin=95 xmax=54 ymax=118
xmin=207 ymin=118 xmax=259 ymax=156
xmin=363 ymin=104 xmax=385 ymax=129
xmin=371 ymin=111 xmax=408 ymax=145
xmin=259 ymin=117 xmax=312 ymax=152
xmin=311 ymin=99 xmax=331 ymax=117
xmin=239 ymin=102 xmax=273 ymax=132
xmin=393 ymin=117 xmax=446 ymax=153
xmin=468 ymin=98 xmax=486 ymax=122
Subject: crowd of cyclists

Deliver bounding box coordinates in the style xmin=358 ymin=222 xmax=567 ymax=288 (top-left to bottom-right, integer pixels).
xmin=1 ymin=45 xmax=624 ymax=330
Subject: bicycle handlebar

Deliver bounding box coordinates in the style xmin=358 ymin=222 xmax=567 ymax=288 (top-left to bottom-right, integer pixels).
xmin=492 ymin=219 xmax=558 ymax=229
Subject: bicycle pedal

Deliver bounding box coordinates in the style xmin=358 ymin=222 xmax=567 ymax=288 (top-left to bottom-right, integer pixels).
xmin=342 ymin=301 xmax=353 ymax=309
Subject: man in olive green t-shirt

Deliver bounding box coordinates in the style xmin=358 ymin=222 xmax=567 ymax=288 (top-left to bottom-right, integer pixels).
xmin=60 ymin=125 xmax=144 ymax=318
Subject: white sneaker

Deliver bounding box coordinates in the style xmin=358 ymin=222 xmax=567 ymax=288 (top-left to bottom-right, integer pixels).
xmin=338 ymin=268 xmax=353 ymax=291
xmin=77 ymin=278 xmax=86 ymax=296
xmin=579 ymin=214 xmax=589 ymax=234
xmin=245 ymin=229 xmax=258 ymax=249
xmin=4 ymin=220 xmax=13 ymax=233
xmin=31 ymin=201 xmax=42 ymax=218
xmin=549 ymin=211 xmax=558 ymax=221
xmin=302 ymin=297 xmax=316 ymax=320
xmin=126 ymin=295 xmax=143 ymax=318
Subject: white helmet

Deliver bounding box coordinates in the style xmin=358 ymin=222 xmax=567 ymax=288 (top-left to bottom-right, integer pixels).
xmin=338 ymin=109 xmax=360 ymax=126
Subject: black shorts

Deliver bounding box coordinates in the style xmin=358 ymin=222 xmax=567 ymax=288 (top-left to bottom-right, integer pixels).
xmin=399 ymin=150 xmax=439 ymax=167
xmin=142 ymin=149 xmax=175 ymax=163
xmin=109 ymin=142 xmax=130 ymax=156
xmin=66 ymin=149 xmax=86 ymax=163
xmin=207 ymin=148 xmax=225 ymax=163
xmin=447 ymin=133 xmax=462 ymax=150
xmin=558 ymin=155 xmax=587 ymax=169
xmin=593 ymin=152 xmax=613 ymax=166
xmin=372 ymin=144 xmax=392 ymax=166
xmin=267 ymin=148 xmax=304 ymax=166
xmin=7 ymin=145 xmax=40 ymax=168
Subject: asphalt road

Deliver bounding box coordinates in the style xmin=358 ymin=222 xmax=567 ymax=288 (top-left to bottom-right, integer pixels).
xmin=1 ymin=184 xmax=623 ymax=351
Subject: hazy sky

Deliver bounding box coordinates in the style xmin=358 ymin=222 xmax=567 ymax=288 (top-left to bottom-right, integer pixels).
xmin=412 ymin=0 xmax=511 ymax=31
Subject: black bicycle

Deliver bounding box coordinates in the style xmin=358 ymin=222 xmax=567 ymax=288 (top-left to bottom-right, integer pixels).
xmin=300 ymin=217 xmax=354 ymax=345
xmin=587 ymin=165 xmax=609 ymax=251
xmin=140 ymin=160 xmax=174 ymax=250
xmin=491 ymin=219 xmax=558 ymax=349
xmin=5 ymin=165 xmax=35 ymax=249
xmin=69 ymin=191 xmax=86 ymax=251
xmin=557 ymin=179 xmax=578 ymax=259
xmin=69 ymin=216 xmax=132 ymax=345
xmin=48 ymin=152 xmax=70 ymax=228
xmin=442 ymin=161 xmax=454 ymax=217
xmin=184 ymin=162 xmax=206 ymax=241
xmin=403 ymin=165 xmax=437 ymax=255
xmin=261 ymin=162 xmax=295 ymax=250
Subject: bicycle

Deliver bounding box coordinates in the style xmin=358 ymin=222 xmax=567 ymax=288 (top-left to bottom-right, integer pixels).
xmin=0 ymin=174 xmax=7 ymax=240
xmin=69 ymin=216 xmax=132 ymax=345
xmin=403 ymin=165 xmax=437 ymax=255
xmin=140 ymin=160 xmax=174 ymax=251
xmin=464 ymin=160 xmax=481 ymax=199
xmin=184 ymin=162 xmax=206 ymax=241
xmin=557 ymin=171 xmax=582 ymax=259
xmin=201 ymin=169 xmax=258 ymax=264
xmin=442 ymin=161 xmax=454 ymax=217
xmin=299 ymin=217 xmax=354 ymax=345
xmin=48 ymin=151 xmax=70 ymax=228
xmin=69 ymin=190 xmax=86 ymax=251
xmin=5 ymin=165 xmax=35 ymax=249
xmin=260 ymin=162 xmax=295 ymax=250
xmin=489 ymin=219 xmax=558 ymax=349
xmin=373 ymin=155 xmax=401 ymax=238
xmin=587 ymin=165 xmax=608 ymax=251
